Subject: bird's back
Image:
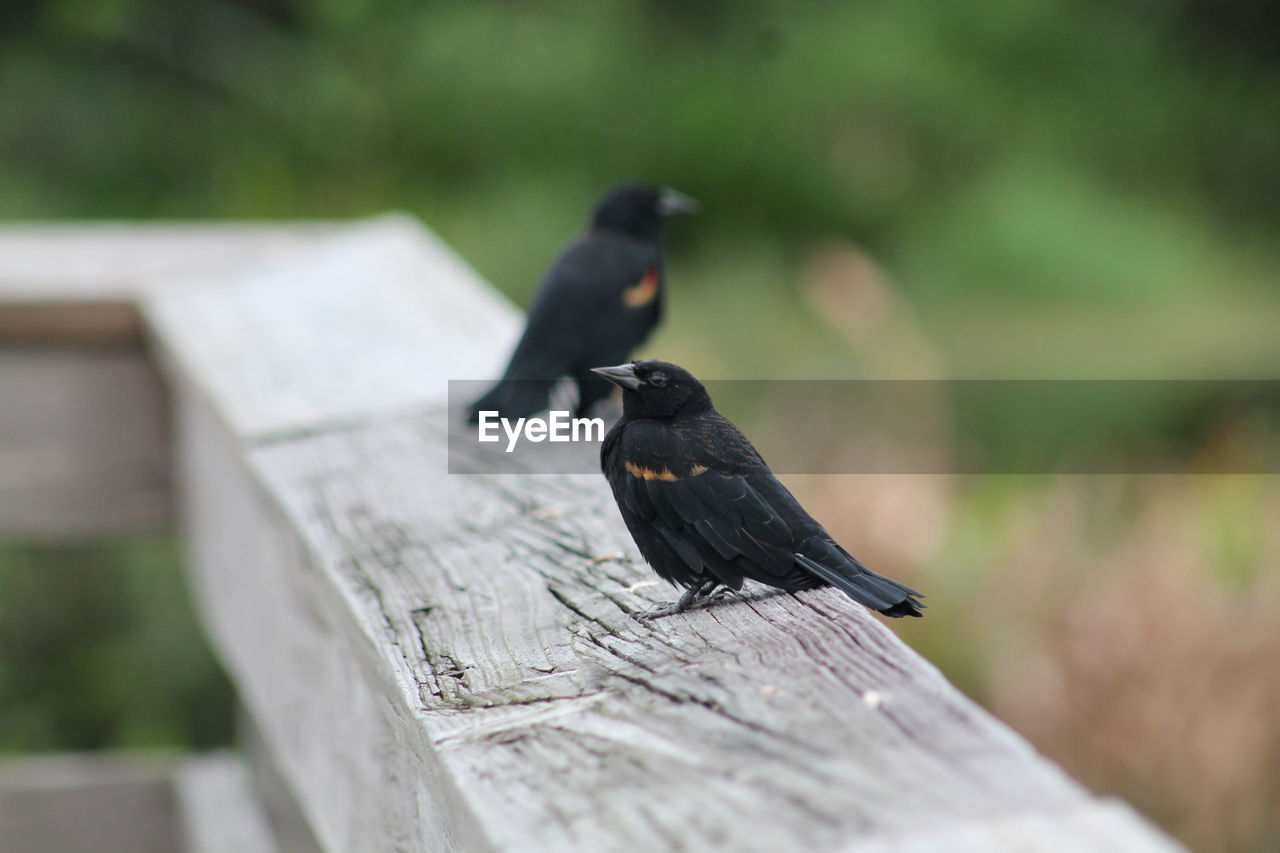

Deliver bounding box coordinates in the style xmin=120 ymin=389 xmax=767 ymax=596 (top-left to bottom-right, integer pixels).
xmin=602 ymin=408 xmax=827 ymax=590
xmin=603 ymin=406 xmax=923 ymax=616
xmin=507 ymin=231 xmax=663 ymax=379
xmin=596 ymin=359 xmax=924 ymax=618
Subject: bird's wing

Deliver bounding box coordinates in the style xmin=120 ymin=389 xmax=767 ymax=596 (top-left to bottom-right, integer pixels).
xmin=506 ymin=235 xmax=659 ymax=377
xmin=611 ymin=420 xmax=800 ymax=588
xmin=606 ymin=417 xmax=926 ymax=615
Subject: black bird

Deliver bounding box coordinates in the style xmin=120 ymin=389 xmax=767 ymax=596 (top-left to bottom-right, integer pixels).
xmin=594 ymin=360 xmax=925 ymax=620
xmin=469 ymin=183 xmax=698 ymax=422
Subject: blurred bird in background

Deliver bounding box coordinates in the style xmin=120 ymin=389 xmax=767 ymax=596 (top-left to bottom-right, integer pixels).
xmin=469 ymin=183 xmax=698 ymax=421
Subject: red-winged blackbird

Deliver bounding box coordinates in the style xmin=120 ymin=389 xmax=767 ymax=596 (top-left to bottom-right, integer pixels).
xmin=469 ymin=183 xmax=698 ymax=422
xmin=594 ymin=360 xmax=925 ymax=620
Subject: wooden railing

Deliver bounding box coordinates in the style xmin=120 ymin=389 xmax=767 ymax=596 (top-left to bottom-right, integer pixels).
xmin=0 ymin=217 xmax=1183 ymax=852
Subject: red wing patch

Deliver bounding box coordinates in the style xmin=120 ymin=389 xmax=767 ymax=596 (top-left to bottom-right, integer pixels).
xmin=622 ymin=268 xmax=660 ymax=307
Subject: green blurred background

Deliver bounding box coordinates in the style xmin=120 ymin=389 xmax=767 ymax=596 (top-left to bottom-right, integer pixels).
xmin=1 ymin=1 xmax=1278 ymax=850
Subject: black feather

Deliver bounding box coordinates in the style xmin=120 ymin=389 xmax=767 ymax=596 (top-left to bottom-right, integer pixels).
xmin=599 ymin=360 xmax=925 ymax=619
xmin=469 ymin=184 xmax=693 ymax=421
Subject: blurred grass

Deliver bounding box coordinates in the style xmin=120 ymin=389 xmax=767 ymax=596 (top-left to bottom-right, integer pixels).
xmin=1 ymin=0 xmax=1279 ymax=849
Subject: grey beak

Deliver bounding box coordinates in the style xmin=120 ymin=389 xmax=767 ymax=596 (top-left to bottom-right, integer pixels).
xmin=657 ymin=188 xmax=701 ymax=216
xmin=591 ymin=363 xmax=643 ymax=390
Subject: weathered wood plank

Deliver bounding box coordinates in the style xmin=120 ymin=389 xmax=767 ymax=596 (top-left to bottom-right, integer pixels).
xmin=0 ymin=753 xmax=178 ymax=853
xmin=0 ymin=752 xmax=286 ymax=853
xmin=0 ymin=220 xmax=341 ymax=535
xmin=843 ymin=800 xmax=1176 ymax=852
xmin=168 ymin=384 xmax=491 ymax=852
xmin=0 ymin=345 xmax=171 ymax=538
xmin=145 ymin=215 xmax=519 ymax=440
xmin=0 ymin=222 xmax=338 ymax=342
xmin=145 ymin=218 xmax=1183 ymax=852
xmin=249 ymin=413 xmax=1178 ymax=852
xmin=174 ymin=753 xmax=281 ymax=853
xmin=239 ymin=712 xmax=325 ymax=853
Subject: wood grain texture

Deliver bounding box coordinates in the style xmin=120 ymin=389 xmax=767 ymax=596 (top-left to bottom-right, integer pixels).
xmin=170 ymin=385 xmax=491 ymax=853
xmin=146 ymin=217 xmax=1183 ymax=852
xmin=0 ymin=346 xmax=171 ymax=537
xmin=175 ymin=753 xmax=281 ymax=853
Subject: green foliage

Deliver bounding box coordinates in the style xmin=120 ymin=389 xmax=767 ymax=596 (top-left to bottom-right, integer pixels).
xmin=5 ymin=0 xmax=1277 ymax=376
xmin=0 ymin=540 xmax=234 ymax=753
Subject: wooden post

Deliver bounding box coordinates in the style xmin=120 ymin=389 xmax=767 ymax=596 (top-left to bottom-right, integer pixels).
xmin=175 ymin=753 xmax=281 ymax=853
xmin=0 ymin=217 xmax=1185 ymax=850
xmin=0 ymin=752 xmax=279 ymax=853
xmin=0 ymin=222 xmax=337 ymax=538
xmin=132 ymin=215 xmax=1182 ymax=852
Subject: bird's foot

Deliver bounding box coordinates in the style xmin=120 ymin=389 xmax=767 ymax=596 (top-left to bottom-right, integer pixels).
xmin=632 ymin=579 xmax=730 ymax=621
xmin=633 ymin=600 xmax=686 ymax=621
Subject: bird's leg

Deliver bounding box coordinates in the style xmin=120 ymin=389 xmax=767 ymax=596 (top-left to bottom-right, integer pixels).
xmin=634 ymin=578 xmax=724 ymax=620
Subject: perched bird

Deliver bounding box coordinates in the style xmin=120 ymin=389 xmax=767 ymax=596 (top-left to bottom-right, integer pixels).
xmin=594 ymin=360 xmax=925 ymax=619
xmin=469 ymin=183 xmax=699 ymax=422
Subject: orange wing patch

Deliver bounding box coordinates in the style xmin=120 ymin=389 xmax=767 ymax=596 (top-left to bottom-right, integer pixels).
xmin=624 ymin=462 xmax=710 ymax=480
xmin=625 ymin=461 xmax=680 ymax=481
xmin=622 ymin=268 xmax=660 ymax=307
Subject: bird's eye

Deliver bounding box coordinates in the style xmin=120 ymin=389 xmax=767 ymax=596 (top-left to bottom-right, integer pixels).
xmin=649 ymin=372 xmax=668 ymax=387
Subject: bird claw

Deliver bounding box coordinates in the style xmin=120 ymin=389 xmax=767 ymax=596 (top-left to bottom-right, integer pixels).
xmin=681 ymin=587 xmax=737 ymax=612
xmin=631 ymin=581 xmax=735 ymax=621
xmin=632 ymin=601 xmax=683 ymax=621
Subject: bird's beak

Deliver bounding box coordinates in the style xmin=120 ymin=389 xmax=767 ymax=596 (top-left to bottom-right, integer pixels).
xmin=591 ymin=363 xmax=643 ymax=390
xmin=657 ymin=188 xmax=701 ymax=217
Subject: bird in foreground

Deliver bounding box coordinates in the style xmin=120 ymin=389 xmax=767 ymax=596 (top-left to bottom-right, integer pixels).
xmin=594 ymin=360 xmax=925 ymax=620
xmin=469 ymin=183 xmax=699 ymax=422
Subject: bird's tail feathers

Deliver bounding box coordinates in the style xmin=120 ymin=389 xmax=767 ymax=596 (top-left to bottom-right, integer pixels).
xmin=795 ymin=552 xmax=925 ymax=618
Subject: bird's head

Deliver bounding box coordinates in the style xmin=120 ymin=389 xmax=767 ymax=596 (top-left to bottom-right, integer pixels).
xmin=590 ymin=183 xmax=700 ymax=240
xmin=591 ymin=360 xmax=712 ymax=420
